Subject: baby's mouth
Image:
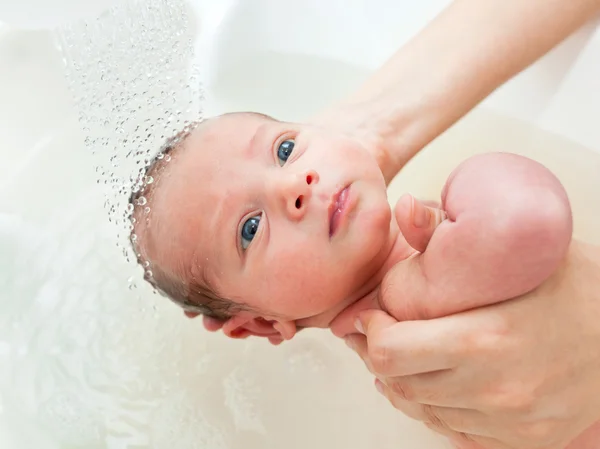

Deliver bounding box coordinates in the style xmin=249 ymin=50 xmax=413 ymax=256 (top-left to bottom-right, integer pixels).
xmin=329 ymin=185 xmax=351 ymax=237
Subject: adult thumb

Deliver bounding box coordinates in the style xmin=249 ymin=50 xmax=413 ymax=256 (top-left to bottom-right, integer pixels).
xmin=356 ymin=309 xmax=398 ymax=335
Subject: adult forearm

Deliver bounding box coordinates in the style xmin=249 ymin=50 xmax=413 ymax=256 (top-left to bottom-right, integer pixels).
xmin=351 ymin=0 xmax=600 ymax=180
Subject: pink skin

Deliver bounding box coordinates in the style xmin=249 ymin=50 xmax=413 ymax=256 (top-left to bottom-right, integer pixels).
xmin=192 ymin=151 xmax=574 ymax=344
xmin=144 ymin=113 xmax=404 ymax=342
xmin=331 ymin=152 xmax=574 ymax=337
xmin=160 ymin=116 xmax=600 ymax=448
xmin=330 ymin=153 xmax=599 ymax=449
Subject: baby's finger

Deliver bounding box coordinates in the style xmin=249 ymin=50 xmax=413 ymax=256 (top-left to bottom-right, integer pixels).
xmin=396 ymin=194 xmax=447 ymax=253
xmin=421 ymin=199 xmax=442 ymax=209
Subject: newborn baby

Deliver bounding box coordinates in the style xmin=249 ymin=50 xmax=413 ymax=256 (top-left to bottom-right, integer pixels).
xmin=131 ymin=112 xmax=594 ymax=449
xmin=129 ymin=112 xmax=572 ymax=344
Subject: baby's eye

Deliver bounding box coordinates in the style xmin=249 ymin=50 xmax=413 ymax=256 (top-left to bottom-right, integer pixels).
xmin=277 ymin=139 xmax=295 ymax=166
xmin=241 ymin=214 xmax=261 ymax=250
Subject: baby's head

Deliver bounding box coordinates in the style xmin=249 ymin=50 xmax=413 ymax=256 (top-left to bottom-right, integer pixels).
xmin=131 ymin=112 xmax=395 ymax=341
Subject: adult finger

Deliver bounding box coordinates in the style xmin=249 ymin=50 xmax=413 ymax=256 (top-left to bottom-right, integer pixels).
xmin=372 ymin=378 xmax=432 ymax=422
xmin=344 ymin=333 xmax=382 ymax=376
xmin=356 ymin=310 xmax=461 ymax=376
xmin=375 ymin=378 xmax=494 ymax=436
xmin=423 ymin=423 xmax=513 ymax=449
xmin=373 ymin=377 xmax=453 ymax=424
xmin=379 ymin=369 xmax=468 ymax=407
xmin=382 ymin=368 xmax=482 ymax=409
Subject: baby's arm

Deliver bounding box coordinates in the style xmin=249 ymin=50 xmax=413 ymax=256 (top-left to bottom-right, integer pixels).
xmin=387 ymin=152 xmax=572 ymax=319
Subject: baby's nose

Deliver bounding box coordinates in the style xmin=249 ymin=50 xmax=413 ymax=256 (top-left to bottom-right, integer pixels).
xmin=279 ymin=169 xmax=319 ymax=220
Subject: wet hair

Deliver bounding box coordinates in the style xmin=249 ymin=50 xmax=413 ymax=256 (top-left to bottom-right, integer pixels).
xmin=128 ymin=121 xmax=237 ymax=321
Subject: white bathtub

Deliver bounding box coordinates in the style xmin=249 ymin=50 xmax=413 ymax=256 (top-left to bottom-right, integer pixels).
xmin=1 ymin=1 xmax=599 ymax=448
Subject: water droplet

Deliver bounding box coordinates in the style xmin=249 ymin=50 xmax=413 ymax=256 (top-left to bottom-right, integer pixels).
xmin=131 ymin=234 xmax=138 ymax=242
xmin=126 ymin=203 xmax=134 ymax=213
xmin=143 ymin=261 xmax=150 ymax=268
xmin=145 ymin=270 xmax=153 ymax=278
xmin=144 ymin=207 xmax=151 ymax=215
xmin=145 ymin=176 xmax=154 ymax=185
xmin=164 ymin=155 xmax=171 ymax=162
xmin=137 ymin=196 xmax=147 ymax=206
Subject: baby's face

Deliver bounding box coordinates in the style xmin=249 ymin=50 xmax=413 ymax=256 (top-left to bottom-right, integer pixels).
xmin=149 ymin=113 xmax=394 ymax=328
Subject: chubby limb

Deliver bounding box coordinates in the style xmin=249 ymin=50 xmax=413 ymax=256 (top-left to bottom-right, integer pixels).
xmin=382 ymin=152 xmax=573 ymax=321
xmin=395 ymin=194 xmax=447 ymax=253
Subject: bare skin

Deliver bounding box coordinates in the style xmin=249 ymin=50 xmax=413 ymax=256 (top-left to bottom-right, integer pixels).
xmin=330 ymin=152 xmax=573 ymax=337
xmin=136 ymin=109 xmax=591 ymax=448
xmin=142 ymin=116 xmax=570 ymax=346
xmin=186 ymin=0 xmax=600 ymax=446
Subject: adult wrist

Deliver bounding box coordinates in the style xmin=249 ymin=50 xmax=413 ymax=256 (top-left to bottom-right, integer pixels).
xmin=356 ymin=90 xmax=444 ymax=184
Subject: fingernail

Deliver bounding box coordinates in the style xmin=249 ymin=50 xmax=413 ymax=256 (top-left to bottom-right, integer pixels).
xmin=412 ymin=197 xmax=429 ymax=229
xmin=354 ymin=319 xmax=365 ymax=334
xmin=375 ymin=379 xmax=385 ymax=395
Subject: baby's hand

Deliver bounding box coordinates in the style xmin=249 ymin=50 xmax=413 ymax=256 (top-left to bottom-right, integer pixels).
xmin=395 ymin=194 xmax=447 ymax=253
xmin=188 ymin=194 xmax=449 ymax=342
xmin=330 ymin=197 xmax=447 ymax=337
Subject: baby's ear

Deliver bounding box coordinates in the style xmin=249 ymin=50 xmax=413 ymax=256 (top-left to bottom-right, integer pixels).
xmin=222 ymin=315 xmax=297 ymax=346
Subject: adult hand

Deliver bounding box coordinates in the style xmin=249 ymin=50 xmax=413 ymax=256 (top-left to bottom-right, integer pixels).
xmin=338 ymin=241 xmax=600 ymax=449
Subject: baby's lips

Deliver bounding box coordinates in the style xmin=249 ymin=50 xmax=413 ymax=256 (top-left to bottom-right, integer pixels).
xmin=329 ymin=290 xmax=382 ymax=338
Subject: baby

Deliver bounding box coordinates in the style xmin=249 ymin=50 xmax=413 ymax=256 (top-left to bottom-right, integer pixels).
xmin=130 ymin=112 xmax=600 ymax=449
xmin=129 ymin=111 xmax=572 ymax=344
